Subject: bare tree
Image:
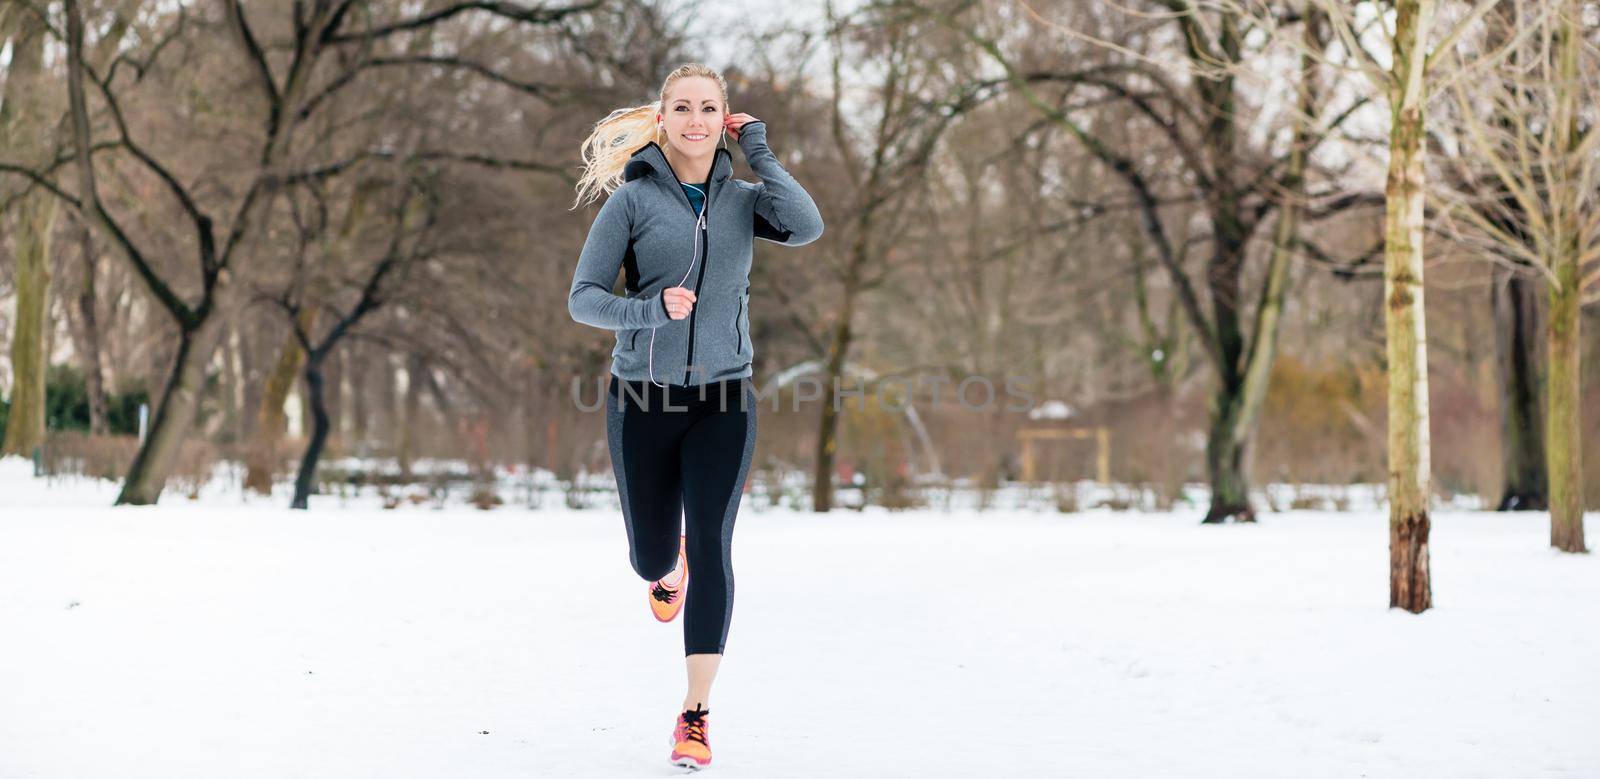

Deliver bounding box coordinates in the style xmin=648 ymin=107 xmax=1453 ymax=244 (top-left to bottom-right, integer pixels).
xmin=61 ymin=211 xmax=112 ymax=435
xmin=1377 ymin=0 xmax=1439 ymax=612
xmin=0 ymin=0 xmax=605 ymax=503
xmin=904 ymin=0 xmax=1359 ymax=522
xmin=1436 ymin=0 xmax=1598 ymax=552
xmin=1490 ymin=262 xmax=1547 ymax=511
xmin=270 ymin=175 xmax=434 ymax=509
xmin=1320 ymin=0 xmax=1520 ymax=611
xmin=0 ymin=0 xmax=140 ymax=453
xmin=0 ymin=6 xmax=58 ymax=458
xmin=797 ymin=4 xmax=984 ymax=511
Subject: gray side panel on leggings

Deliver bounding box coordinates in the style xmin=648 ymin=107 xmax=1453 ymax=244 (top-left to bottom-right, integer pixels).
xmin=717 ymin=387 xmax=759 ymax=650
xmin=605 ymin=393 xmax=640 ymax=571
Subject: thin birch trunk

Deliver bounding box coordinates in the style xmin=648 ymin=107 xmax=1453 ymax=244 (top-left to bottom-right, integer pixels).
xmin=1545 ymin=0 xmax=1586 ymax=553
xmin=1385 ymin=0 xmax=1434 ymax=612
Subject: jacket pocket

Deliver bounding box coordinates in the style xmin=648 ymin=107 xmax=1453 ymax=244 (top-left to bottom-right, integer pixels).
xmin=617 ymin=328 xmax=640 ymax=355
xmin=736 ymin=285 xmax=750 ymax=357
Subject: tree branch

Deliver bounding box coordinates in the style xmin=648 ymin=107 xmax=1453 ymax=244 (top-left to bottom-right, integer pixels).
xmin=1426 ymin=0 xmax=1500 ymax=75
xmin=909 ymin=0 xmax=1226 ymax=371
xmin=1021 ymin=67 xmax=1212 ymax=192
xmin=104 ymin=6 xmax=187 ymax=87
xmin=1297 ymin=235 xmax=1384 ymax=280
xmin=324 ymin=0 xmax=603 ymax=43
xmin=285 ymin=148 xmax=574 ymax=185
xmin=299 ymin=55 xmax=573 ymax=122
xmin=224 ymin=0 xmax=280 ymax=107
xmin=0 ymin=163 xmax=85 ymax=212
xmin=64 ymin=0 xmax=196 ymax=327
xmin=82 ymin=62 xmax=217 ymax=270
xmin=364 ymin=55 xmax=571 ymax=102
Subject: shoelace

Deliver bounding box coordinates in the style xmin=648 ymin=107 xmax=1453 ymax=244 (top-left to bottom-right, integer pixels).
xmin=651 ymin=581 xmax=679 ymax=604
xmin=679 ymin=707 xmax=709 ymax=745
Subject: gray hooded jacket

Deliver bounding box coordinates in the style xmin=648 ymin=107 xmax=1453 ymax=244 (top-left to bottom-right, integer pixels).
xmin=567 ymin=121 xmax=824 ymax=386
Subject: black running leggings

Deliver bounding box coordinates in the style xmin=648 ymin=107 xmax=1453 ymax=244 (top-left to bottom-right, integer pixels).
xmin=605 ymin=375 xmax=757 ymax=656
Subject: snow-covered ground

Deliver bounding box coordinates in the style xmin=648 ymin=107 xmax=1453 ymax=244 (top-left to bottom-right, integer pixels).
xmin=1 ymin=458 xmax=1596 ymax=778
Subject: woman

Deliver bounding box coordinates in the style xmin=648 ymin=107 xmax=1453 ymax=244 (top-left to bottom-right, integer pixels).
xmin=566 ymin=63 xmax=823 ymax=770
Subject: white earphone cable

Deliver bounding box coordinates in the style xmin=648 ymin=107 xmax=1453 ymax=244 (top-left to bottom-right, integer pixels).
xmin=643 ymin=122 xmax=725 ymax=389
xmin=649 ymin=185 xmax=708 ymax=388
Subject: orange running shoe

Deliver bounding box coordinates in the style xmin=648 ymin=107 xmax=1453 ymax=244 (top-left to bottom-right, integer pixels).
xmin=668 ymin=706 xmax=712 ymax=769
xmin=648 ymin=535 xmax=688 ymax=623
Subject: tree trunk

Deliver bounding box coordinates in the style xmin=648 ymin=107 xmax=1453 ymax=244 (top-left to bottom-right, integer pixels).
xmin=215 ymin=325 xmax=243 ymax=442
xmin=1493 ymin=266 xmax=1547 ymax=510
xmin=1384 ymin=0 xmax=1434 ymax=612
xmin=0 ymin=13 xmax=56 ymax=458
xmin=244 ymin=308 xmax=316 ymax=494
xmin=397 ymin=353 xmax=426 ymax=479
xmin=236 ymin=318 xmax=263 ymax=443
xmin=297 ymin=373 xmax=314 ymax=444
xmin=291 ymin=352 xmax=333 ymax=510
xmin=813 ymin=291 xmax=856 ymax=513
xmin=115 ymin=315 xmax=227 ymax=504
xmin=1547 ymin=258 xmax=1585 ymax=552
xmin=324 ymin=345 xmax=344 ymax=456
xmin=1200 ymin=23 xmax=1315 ymax=523
xmin=64 ymin=0 xmax=226 ymax=506
xmin=376 ymin=353 xmax=398 ymax=456
xmin=1153 ymin=384 xmax=1185 ymax=510
xmin=1130 ymin=244 xmax=1189 ymax=508
xmin=1202 ymin=392 xmax=1254 ymax=523
xmin=348 ymin=345 xmax=370 ymax=444
xmin=73 ymin=216 xmax=110 ymax=435
xmin=3 ymin=194 xmax=56 ymax=458
xmin=1545 ymin=0 xmax=1586 ymax=553
xmin=419 ymin=361 xmax=456 ymax=425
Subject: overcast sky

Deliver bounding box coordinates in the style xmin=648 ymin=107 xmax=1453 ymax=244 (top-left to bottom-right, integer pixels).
xmin=680 ymin=0 xmax=850 ymax=73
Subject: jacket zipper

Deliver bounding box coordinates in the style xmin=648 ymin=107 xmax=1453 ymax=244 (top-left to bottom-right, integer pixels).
xmin=684 ymin=210 xmax=710 ymax=384
xmin=655 ymin=146 xmax=728 ymax=385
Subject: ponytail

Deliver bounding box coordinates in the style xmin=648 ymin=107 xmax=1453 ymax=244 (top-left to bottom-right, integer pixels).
xmin=571 ymin=103 xmax=664 ymax=210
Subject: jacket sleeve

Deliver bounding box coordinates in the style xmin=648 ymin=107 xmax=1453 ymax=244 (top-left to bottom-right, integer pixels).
xmin=568 ymin=187 xmax=673 ymax=331
xmin=736 ymin=120 xmax=825 ymax=246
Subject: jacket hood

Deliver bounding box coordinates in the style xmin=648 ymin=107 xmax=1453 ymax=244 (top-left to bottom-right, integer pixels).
xmin=624 ymin=141 xmax=733 ymax=185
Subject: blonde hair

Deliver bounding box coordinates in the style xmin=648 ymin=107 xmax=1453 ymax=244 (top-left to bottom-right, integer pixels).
xmin=571 ymin=63 xmax=730 ymax=210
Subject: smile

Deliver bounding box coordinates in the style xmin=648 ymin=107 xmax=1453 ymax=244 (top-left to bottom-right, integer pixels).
xmin=683 ymin=133 xmax=708 ymax=141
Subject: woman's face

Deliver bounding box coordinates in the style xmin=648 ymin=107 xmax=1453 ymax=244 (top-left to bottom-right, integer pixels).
xmin=658 ymin=76 xmax=725 ymax=161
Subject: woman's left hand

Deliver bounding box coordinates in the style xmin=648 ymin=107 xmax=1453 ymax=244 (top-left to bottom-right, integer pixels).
xmin=724 ymin=113 xmax=758 ymax=142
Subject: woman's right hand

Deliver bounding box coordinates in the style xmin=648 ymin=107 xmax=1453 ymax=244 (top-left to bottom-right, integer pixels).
xmin=662 ymin=286 xmax=696 ymax=320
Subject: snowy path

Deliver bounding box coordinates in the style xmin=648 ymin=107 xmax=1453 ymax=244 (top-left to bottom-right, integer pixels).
xmin=1 ymin=476 xmax=1596 ymax=777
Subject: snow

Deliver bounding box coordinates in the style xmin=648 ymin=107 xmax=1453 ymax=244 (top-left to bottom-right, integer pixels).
xmin=1 ymin=456 xmax=1596 ymax=778
xmin=1028 ymin=399 xmax=1076 ymax=420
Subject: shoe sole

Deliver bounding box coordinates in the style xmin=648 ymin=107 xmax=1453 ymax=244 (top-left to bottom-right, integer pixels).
xmin=669 ymin=734 xmax=710 ymax=769
xmin=671 ymin=757 xmax=709 ymax=769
